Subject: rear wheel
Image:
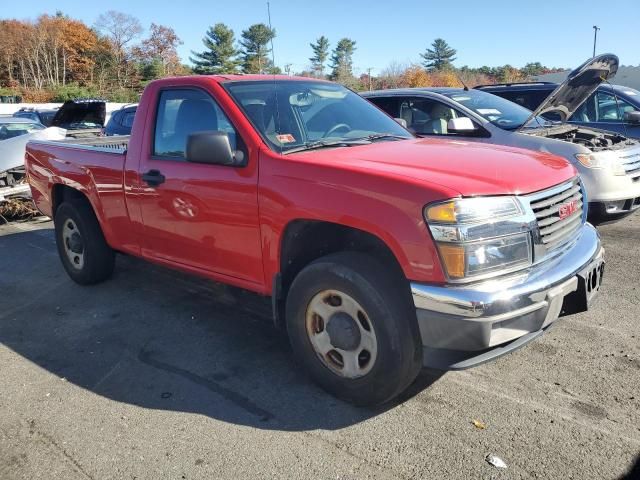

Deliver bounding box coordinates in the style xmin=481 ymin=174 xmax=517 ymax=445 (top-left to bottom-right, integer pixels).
xmin=286 ymin=252 xmax=422 ymax=406
xmin=54 ymin=201 xmax=115 ymax=285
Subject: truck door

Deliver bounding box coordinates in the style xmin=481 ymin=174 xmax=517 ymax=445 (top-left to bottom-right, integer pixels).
xmin=137 ymin=87 xmax=264 ymax=287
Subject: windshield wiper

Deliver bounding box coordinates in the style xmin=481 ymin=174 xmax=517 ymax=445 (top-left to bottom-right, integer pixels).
xmin=360 ymin=133 xmax=409 ymax=141
xmin=283 ymin=138 xmax=371 ymax=154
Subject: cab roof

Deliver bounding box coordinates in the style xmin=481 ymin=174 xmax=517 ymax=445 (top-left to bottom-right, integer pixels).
xmin=210 ymin=74 xmax=327 ymax=83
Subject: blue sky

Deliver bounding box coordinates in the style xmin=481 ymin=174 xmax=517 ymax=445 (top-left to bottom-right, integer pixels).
xmin=9 ymin=1 xmax=640 ymax=75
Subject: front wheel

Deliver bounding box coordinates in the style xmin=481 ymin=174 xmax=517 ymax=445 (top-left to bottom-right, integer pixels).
xmin=286 ymin=252 xmax=422 ymax=406
xmin=54 ymin=201 xmax=115 ymax=285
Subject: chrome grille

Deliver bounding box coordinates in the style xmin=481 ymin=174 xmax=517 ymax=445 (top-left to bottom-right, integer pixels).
xmin=527 ymin=178 xmax=584 ymax=253
xmin=619 ymin=152 xmax=640 ymax=176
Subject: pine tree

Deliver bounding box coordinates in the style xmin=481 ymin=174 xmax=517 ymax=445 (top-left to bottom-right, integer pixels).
xmin=420 ymin=38 xmax=457 ymax=71
xmin=330 ymin=38 xmax=356 ymax=83
xmin=309 ymin=36 xmax=330 ymax=78
xmin=190 ymin=23 xmax=240 ymax=74
xmin=239 ymin=23 xmax=276 ymax=74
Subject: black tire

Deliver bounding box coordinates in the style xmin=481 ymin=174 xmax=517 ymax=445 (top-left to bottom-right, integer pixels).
xmin=54 ymin=200 xmax=115 ymax=285
xmin=286 ymin=252 xmax=422 ymax=406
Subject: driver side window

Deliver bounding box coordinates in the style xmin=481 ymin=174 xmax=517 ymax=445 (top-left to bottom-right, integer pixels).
xmin=399 ymin=98 xmax=462 ymax=135
xmin=596 ymin=91 xmax=635 ymax=122
xmin=153 ymin=88 xmax=237 ymax=159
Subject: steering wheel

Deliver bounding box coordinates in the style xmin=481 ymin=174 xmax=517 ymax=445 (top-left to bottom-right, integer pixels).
xmin=323 ymin=123 xmax=351 ymax=138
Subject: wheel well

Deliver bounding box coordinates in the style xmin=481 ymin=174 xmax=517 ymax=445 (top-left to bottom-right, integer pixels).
xmin=51 ymin=184 xmax=90 ymax=216
xmin=274 ymin=220 xmax=406 ymax=328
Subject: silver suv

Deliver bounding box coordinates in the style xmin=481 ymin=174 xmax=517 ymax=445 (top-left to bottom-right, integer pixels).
xmin=363 ymin=54 xmax=640 ymax=224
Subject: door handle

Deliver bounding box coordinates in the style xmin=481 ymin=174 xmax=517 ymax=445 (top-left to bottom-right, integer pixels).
xmin=142 ymin=169 xmax=165 ymax=187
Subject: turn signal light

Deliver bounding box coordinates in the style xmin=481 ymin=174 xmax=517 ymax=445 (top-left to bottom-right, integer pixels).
xmin=426 ymin=201 xmax=456 ymax=223
xmin=438 ymin=244 xmax=465 ymax=279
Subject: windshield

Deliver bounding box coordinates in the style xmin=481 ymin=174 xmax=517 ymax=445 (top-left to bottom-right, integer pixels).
xmin=40 ymin=111 xmax=57 ymax=126
xmin=0 ymin=122 xmax=45 ymax=140
xmin=442 ymin=89 xmax=550 ymax=130
xmin=225 ymin=80 xmax=412 ymax=153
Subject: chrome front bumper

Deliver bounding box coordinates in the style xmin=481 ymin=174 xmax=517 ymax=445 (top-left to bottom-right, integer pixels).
xmin=412 ymin=224 xmax=604 ymax=369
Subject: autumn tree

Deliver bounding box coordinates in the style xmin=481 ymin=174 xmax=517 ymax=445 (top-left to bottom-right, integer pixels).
xmin=136 ymin=23 xmax=183 ymax=77
xmin=94 ymin=10 xmax=143 ymax=88
xmin=378 ymin=61 xmax=407 ymax=88
xmin=0 ymin=20 xmax=29 ymax=86
xmin=240 ymin=23 xmax=276 ymax=74
xmin=58 ymin=17 xmax=99 ymax=84
xmin=309 ymin=36 xmax=330 ymax=78
xmin=330 ymin=38 xmax=357 ymax=84
xmin=0 ymin=15 xmax=99 ymax=90
xmin=190 ymin=23 xmax=240 ymax=74
xmin=401 ymin=65 xmax=431 ymax=87
xmin=421 ymin=38 xmax=457 ymax=71
xmin=495 ymin=64 xmax=524 ymax=83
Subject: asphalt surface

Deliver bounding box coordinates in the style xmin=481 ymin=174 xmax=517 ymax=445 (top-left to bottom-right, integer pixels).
xmin=0 ymin=216 xmax=638 ymax=479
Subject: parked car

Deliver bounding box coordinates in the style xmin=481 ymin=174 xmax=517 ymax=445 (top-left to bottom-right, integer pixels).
xmin=0 ymin=117 xmax=44 ymax=140
xmin=0 ymin=118 xmax=65 ymax=186
xmin=49 ymin=98 xmax=106 ymax=138
xmin=476 ymin=81 xmax=640 ymax=139
xmin=13 ymin=107 xmax=59 ymax=127
xmin=104 ymin=104 xmax=137 ymax=136
xmin=25 ymin=75 xmax=604 ymax=406
xmin=363 ymin=54 xmax=640 ymax=224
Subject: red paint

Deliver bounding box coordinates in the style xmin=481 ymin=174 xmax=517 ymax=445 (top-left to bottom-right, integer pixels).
xmin=25 ymin=75 xmax=577 ymax=296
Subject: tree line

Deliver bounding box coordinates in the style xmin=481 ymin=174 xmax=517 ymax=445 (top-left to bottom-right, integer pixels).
xmin=0 ymin=11 xmax=185 ymax=102
xmin=0 ymin=12 xmax=565 ymax=102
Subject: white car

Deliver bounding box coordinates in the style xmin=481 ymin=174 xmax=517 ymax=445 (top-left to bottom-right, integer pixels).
xmin=0 ymin=117 xmax=65 ymax=186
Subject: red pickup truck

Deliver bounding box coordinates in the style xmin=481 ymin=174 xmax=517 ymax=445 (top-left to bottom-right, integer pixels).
xmin=26 ymin=75 xmax=604 ymax=405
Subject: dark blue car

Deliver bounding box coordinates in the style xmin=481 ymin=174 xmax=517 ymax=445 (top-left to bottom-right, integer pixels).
xmin=104 ymin=104 xmax=137 ymax=136
xmin=476 ymin=82 xmax=640 ymax=139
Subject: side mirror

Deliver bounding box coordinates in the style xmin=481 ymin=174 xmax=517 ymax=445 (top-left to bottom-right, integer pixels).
xmin=623 ymin=111 xmax=640 ymax=125
xmin=186 ymin=131 xmax=244 ymax=166
xmin=394 ymin=117 xmax=408 ymax=128
xmin=447 ymin=117 xmax=477 ymax=134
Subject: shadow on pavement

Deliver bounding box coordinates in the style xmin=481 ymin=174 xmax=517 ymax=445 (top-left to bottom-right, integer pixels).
xmin=0 ymin=226 xmax=444 ymax=431
xmin=618 ymin=454 xmax=640 ymax=480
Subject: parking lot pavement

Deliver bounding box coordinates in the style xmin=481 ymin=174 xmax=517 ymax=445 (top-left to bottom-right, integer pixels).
xmin=0 ymin=217 xmax=638 ymax=480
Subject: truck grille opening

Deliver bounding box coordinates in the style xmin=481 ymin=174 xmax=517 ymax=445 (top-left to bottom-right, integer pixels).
xmin=528 ymin=178 xmax=583 ymax=252
xmin=620 ymin=152 xmax=640 ymax=176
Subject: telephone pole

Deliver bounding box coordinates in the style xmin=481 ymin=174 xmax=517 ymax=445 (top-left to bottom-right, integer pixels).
xmin=592 ymin=25 xmax=600 ymax=58
xmin=367 ymin=68 xmax=373 ymax=91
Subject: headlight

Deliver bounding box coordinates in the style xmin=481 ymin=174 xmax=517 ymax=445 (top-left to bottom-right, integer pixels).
xmin=425 ymin=197 xmax=532 ymax=281
xmin=575 ymin=153 xmax=625 ymax=176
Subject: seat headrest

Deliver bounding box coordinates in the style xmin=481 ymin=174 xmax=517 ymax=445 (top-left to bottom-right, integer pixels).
xmin=175 ymin=99 xmax=218 ymax=135
xmin=244 ymin=103 xmax=266 ymax=131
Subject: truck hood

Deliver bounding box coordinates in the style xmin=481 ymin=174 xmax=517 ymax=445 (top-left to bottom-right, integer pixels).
xmin=51 ymin=99 xmax=106 ymax=130
xmin=521 ymin=54 xmax=619 ymax=126
xmin=294 ymin=138 xmax=575 ymax=197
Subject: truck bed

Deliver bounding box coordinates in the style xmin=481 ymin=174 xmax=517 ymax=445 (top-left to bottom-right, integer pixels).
xmin=30 ymin=135 xmax=130 ymax=154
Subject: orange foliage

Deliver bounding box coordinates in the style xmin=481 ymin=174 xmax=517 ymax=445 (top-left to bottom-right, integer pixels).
xmin=401 ymin=66 xmax=430 ymax=87
xmin=20 ymin=88 xmax=54 ymax=103
xmin=399 ymin=65 xmax=464 ymax=88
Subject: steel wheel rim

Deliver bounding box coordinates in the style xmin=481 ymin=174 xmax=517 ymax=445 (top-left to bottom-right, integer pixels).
xmin=62 ymin=218 xmax=85 ymax=270
xmin=305 ymin=289 xmax=378 ymax=379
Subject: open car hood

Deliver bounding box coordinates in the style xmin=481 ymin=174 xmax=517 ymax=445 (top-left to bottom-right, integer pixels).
xmin=519 ymin=53 xmax=619 ymax=129
xmin=50 ymin=99 xmax=106 ymax=130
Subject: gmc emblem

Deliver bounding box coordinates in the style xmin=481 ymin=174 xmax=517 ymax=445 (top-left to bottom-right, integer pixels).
xmin=558 ymin=200 xmax=578 ymax=219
